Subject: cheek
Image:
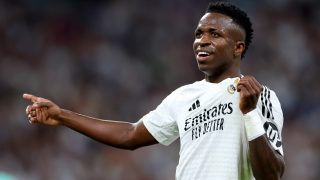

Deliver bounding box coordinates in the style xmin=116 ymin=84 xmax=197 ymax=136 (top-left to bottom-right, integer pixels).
xmin=218 ymin=41 xmax=234 ymax=57
xmin=192 ymin=40 xmax=197 ymax=51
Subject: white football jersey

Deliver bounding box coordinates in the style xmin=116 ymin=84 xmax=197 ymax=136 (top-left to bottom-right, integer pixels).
xmin=141 ymin=77 xmax=284 ymax=180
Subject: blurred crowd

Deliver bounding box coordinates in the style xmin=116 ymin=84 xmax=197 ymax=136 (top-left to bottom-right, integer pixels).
xmin=0 ymin=0 xmax=319 ymax=179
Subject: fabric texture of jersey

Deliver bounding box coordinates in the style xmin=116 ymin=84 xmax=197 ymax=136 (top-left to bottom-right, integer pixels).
xmin=141 ymin=77 xmax=284 ymax=180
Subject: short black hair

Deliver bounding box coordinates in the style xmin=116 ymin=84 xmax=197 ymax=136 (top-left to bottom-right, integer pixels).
xmin=206 ymin=1 xmax=253 ymax=58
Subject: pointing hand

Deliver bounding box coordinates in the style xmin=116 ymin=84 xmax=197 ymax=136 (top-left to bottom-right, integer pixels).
xmin=23 ymin=93 xmax=62 ymax=125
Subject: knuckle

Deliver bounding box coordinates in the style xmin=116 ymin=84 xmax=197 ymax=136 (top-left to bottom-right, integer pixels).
xmin=241 ymin=76 xmax=248 ymax=81
xmin=244 ymin=75 xmax=252 ymax=79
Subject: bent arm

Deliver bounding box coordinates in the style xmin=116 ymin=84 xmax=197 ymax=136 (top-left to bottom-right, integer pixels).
xmin=58 ymin=110 xmax=158 ymax=150
xmin=237 ymin=77 xmax=285 ymax=179
xmin=249 ymin=135 xmax=285 ymax=180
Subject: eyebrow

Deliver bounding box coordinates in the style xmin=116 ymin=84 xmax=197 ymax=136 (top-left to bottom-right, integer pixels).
xmin=194 ymin=27 xmax=219 ymax=34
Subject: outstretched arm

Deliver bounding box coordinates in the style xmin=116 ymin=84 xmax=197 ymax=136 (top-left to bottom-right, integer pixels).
xmin=237 ymin=76 xmax=285 ymax=180
xmin=23 ymin=94 xmax=158 ymax=150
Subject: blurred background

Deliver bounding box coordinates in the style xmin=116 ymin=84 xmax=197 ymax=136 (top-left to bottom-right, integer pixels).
xmin=0 ymin=0 xmax=319 ymax=179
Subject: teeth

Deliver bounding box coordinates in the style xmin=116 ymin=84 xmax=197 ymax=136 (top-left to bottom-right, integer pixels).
xmin=197 ymin=52 xmax=209 ymax=56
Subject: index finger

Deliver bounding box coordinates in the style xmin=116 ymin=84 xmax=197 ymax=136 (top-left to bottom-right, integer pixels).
xmin=23 ymin=93 xmax=39 ymax=103
xmin=251 ymin=77 xmax=263 ymax=91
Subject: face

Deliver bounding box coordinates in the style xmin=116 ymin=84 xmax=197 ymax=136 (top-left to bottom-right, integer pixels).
xmin=193 ymin=12 xmax=245 ymax=76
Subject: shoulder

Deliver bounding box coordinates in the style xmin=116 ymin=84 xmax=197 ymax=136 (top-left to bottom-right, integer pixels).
xmin=258 ymin=85 xmax=285 ymax=155
xmin=259 ymin=86 xmax=282 ymax=113
xmin=160 ymin=80 xmax=205 ymax=108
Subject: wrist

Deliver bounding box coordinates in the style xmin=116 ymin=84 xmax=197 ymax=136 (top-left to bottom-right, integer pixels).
xmin=243 ymin=109 xmax=265 ymax=141
xmin=56 ymin=109 xmax=70 ymax=125
xmin=241 ymin=106 xmax=256 ymax=114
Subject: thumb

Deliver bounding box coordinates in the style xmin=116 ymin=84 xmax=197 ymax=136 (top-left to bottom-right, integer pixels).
xmin=237 ymin=84 xmax=243 ymax=92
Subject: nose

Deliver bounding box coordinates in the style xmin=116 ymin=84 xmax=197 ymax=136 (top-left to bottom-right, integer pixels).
xmin=194 ymin=34 xmax=211 ymax=48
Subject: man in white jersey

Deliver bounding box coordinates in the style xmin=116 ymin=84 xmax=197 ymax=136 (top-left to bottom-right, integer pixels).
xmin=23 ymin=1 xmax=285 ymax=179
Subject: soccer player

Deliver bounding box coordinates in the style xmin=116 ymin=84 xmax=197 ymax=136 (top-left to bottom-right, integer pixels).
xmin=23 ymin=2 xmax=285 ymax=180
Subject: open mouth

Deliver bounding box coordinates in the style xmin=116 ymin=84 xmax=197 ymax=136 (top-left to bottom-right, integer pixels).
xmin=197 ymin=52 xmax=210 ymax=57
xmin=196 ymin=51 xmax=211 ymax=62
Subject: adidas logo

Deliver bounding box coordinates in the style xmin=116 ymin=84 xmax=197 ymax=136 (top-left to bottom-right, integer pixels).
xmin=189 ymin=99 xmax=200 ymax=111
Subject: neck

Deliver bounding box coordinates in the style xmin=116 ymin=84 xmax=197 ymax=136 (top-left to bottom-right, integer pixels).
xmin=204 ymin=64 xmax=241 ymax=83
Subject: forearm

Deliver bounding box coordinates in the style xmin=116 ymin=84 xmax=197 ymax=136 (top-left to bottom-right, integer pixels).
xmin=58 ymin=109 xmax=143 ymax=150
xmin=243 ymin=109 xmax=285 ymax=179
xmin=249 ymin=135 xmax=285 ymax=180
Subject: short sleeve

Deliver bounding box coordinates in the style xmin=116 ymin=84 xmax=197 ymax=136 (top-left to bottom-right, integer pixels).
xmin=257 ymin=86 xmax=284 ymax=156
xmin=141 ymin=94 xmax=179 ymax=146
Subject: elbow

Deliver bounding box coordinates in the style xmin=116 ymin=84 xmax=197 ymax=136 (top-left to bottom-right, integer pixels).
xmin=106 ymin=138 xmax=141 ymax=151
xmin=261 ymin=169 xmax=283 ymax=180
xmin=274 ymin=154 xmax=285 ymax=178
xmin=126 ymin=144 xmax=140 ymax=151
xmin=119 ymin=137 xmax=141 ymax=150
xmin=121 ymin=140 xmax=143 ymax=151
xmin=254 ymin=158 xmax=285 ymax=180
xmin=103 ymin=141 xmax=135 ymax=150
xmin=279 ymin=157 xmax=285 ymax=177
xmin=101 ymin=122 xmax=154 ymax=151
xmin=254 ymin=170 xmax=281 ymax=180
xmin=116 ymin=125 xmax=142 ymax=151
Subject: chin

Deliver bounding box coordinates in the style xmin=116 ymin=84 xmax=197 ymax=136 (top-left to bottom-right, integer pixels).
xmin=198 ymin=65 xmax=228 ymax=78
xmin=198 ymin=66 xmax=213 ymax=76
xmin=197 ymin=63 xmax=213 ymax=72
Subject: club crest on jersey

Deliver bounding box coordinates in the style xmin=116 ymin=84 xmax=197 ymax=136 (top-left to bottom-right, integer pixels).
xmin=227 ymin=78 xmax=240 ymax=94
xmin=227 ymin=84 xmax=236 ymax=94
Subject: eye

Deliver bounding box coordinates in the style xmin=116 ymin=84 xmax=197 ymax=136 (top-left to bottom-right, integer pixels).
xmin=195 ymin=30 xmax=202 ymax=38
xmin=211 ymin=31 xmax=220 ymax=38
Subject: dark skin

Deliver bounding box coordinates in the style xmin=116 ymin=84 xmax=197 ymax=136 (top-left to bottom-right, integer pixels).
xmin=193 ymin=13 xmax=285 ymax=179
xmin=24 ymin=12 xmax=284 ymax=179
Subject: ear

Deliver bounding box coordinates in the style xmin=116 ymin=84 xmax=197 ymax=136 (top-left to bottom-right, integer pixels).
xmin=234 ymin=41 xmax=245 ymax=58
